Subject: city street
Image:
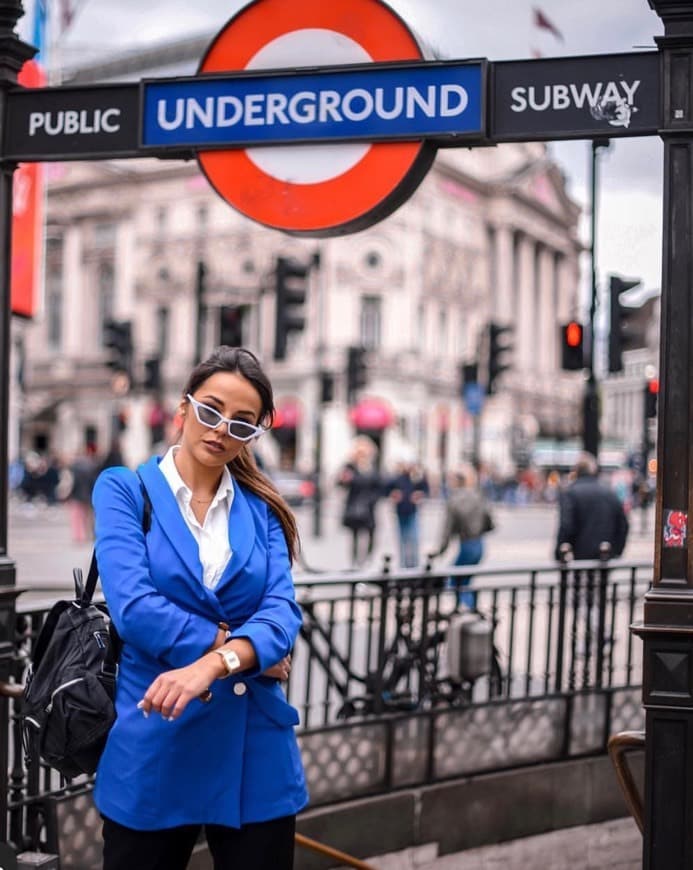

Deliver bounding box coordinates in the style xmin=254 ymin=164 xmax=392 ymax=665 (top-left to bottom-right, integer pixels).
xmin=8 ymin=493 xmax=655 ymax=607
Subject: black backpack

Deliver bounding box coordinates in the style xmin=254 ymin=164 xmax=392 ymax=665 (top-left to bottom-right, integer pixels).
xmin=23 ymin=477 xmax=151 ymax=779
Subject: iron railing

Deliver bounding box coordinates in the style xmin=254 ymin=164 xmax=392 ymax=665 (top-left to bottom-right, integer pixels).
xmin=2 ymin=557 xmax=650 ymax=862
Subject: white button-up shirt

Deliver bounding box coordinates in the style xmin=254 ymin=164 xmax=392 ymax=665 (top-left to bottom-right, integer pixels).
xmin=159 ymin=446 xmax=234 ymax=590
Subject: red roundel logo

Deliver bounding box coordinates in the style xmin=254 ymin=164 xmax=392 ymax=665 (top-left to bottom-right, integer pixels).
xmin=197 ymin=0 xmax=434 ymax=236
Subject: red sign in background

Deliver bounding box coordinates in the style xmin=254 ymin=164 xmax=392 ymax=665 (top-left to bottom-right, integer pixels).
xmin=11 ymin=59 xmax=45 ymax=318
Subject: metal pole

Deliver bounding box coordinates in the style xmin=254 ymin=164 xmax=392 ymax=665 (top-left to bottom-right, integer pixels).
xmin=0 ymin=1 xmax=37 ymax=845
xmin=194 ymin=260 xmax=206 ymax=364
xmin=312 ymin=250 xmax=324 ymax=538
xmin=583 ymin=138 xmax=610 ymax=459
xmin=637 ymin=3 xmax=693 ymax=867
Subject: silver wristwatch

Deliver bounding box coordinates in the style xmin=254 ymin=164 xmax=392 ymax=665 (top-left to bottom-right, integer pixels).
xmin=213 ymin=648 xmax=241 ymax=678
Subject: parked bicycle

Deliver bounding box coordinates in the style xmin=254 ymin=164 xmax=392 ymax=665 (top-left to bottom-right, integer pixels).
xmin=295 ymin=556 xmax=505 ymax=721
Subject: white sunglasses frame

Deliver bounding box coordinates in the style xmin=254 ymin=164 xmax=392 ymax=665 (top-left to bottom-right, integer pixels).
xmin=186 ymin=394 xmax=266 ymax=442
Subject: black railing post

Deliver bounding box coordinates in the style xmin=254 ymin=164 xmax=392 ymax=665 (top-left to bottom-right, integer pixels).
xmin=370 ymin=556 xmax=392 ymax=715
xmin=637 ymin=3 xmax=693 ymax=867
xmin=0 ymin=2 xmax=36 ymax=846
xmin=554 ymin=544 xmax=572 ymax=693
xmin=594 ymin=543 xmax=611 ymax=690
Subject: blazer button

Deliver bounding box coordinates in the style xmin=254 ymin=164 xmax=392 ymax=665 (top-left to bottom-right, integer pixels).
xmin=233 ymin=682 xmax=247 ymax=696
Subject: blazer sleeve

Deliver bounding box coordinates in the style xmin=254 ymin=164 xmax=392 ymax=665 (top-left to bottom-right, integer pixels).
xmin=93 ymin=468 xmax=219 ymax=668
xmin=232 ymin=506 xmax=302 ymax=673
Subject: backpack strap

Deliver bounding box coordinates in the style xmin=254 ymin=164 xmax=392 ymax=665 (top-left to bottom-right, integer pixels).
xmin=80 ymin=472 xmax=153 ymax=606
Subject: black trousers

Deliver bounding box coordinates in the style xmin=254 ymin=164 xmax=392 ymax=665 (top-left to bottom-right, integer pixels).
xmin=101 ymin=814 xmax=295 ymax=870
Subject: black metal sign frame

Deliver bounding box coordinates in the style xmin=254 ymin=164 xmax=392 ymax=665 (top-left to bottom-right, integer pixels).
xmin=0 ymin=50 xmax=661 ymax=163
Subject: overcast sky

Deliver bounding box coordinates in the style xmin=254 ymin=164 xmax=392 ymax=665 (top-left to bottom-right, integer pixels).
xmin=22 ymin=0 xmax=666 ymax=307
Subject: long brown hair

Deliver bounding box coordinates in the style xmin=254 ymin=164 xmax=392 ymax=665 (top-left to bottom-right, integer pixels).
xmin=181 ymin=346 xmax=299 ymax=562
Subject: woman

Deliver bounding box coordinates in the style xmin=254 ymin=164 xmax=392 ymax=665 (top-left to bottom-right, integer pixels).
xmin=337 ymin=435 xmax=382 ymax=566
xmin=433 ymin=464 xmax=493 ymax=608
xmin=92 ymin=346 xmax=307 ymax=870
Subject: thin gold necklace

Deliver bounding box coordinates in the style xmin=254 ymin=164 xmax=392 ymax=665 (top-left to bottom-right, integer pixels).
xmin=190 ymin=494 xmax=214 ymax=504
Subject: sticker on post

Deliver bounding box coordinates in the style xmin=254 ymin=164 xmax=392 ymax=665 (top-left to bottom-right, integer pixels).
xmin=663 ymin=509 xmax=687 ymax=548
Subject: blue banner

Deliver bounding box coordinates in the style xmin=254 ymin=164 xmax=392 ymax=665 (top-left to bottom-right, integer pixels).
xmin=141 ymin=61 xmax=484 ymax=149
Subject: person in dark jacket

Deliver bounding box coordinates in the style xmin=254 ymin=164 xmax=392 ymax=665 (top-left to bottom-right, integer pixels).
xmin=432 ymin=463 xmax=493 ymax=607
xmin=554 ymin=452 xmax=629 ymax=561
xmin=338 ymin=436 xmax=382 ymax=566
xmin=386 ymin=454 xmax=429 ymax=568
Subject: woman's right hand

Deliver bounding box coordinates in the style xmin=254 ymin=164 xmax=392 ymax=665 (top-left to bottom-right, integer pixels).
xmin=263 ymin=654 xmax=292 ymax=682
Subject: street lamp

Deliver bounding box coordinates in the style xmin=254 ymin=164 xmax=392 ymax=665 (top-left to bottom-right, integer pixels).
xmin=583 ymin=137 xmax=611 ymax=459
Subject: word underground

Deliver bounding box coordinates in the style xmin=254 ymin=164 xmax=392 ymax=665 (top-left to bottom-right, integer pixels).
xmin=29 ymin=108 xmax=121 ymax=136
xmin=509 ymin=79 xmax=641 ymax=112
xmin=155 ymin=84 xmax=470 ymax=131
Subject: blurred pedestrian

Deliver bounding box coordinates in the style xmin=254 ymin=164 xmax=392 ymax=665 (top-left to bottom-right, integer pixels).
xmin=67 ymin=445 xmax=98 ymax=543
xmin=99 ymin=438 xmax=125 ymax=472
xmin=386 ymin=453 xmax=429 ymax=568
xmin=554 ymin=451 xmax=629 ymax=561
xmin=338 ymin=435 xmax=382 ymax=566
xmin=92 ymin=346 xmax=307 ymax=870
xmin=432 ymin=463 xmax=494 ymax=608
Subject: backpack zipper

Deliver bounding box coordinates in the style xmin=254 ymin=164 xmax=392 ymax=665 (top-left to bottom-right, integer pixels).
xmin=46 ymin=677 xmax=84 ymax=713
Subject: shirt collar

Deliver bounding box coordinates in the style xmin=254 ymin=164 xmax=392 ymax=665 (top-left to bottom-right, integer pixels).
xmin=160 ymin=445 xmax=234 ymax=508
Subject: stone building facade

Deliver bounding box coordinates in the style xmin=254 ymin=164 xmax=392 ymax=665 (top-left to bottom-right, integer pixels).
xmin=12 ymin=37 xmax=584 ymax=483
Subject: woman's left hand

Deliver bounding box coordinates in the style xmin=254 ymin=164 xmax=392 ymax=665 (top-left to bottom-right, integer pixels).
xmin=263 ymin=654 xmax=292 ymax=681
xmin=138 ymin=655 xmax=221 ymax=721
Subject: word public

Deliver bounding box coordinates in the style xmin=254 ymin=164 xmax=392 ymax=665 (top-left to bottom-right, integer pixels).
xmin=155 ymin=84 xmax=470 ymax=131
xmin=29 ymin=108 xmax=122 ymax=136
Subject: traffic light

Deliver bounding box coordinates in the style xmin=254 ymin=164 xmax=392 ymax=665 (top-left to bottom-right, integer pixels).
xmin=320 ymin=371 xmax=335 ymax=404
xmin=487 ymin=321 xmax=514 ymax=395
xmin=560 ymin=321 xmax=584 ymax=370
xmin=608 ymin=275 xmax=643 ymax=373
xmin=144 ymin=357 xmax=161 ymax=392
xmin=460 ymin=362 xmax=478 ymax=391
xmin=274 ymin=256 xmax=309 ymax=361
xmin=346 ymin=345 xmax=368 ymax=403
xmin=645 ymin=377 xmax=659 ymax=419
xmin=219 ymin=305 xmax=243 ymax=347
xmin=103 ymin=319 xmax=133 ymax=378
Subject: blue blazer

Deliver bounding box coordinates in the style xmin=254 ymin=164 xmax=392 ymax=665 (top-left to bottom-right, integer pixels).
xmin=91 ymin=457 xmax=308 ymax=830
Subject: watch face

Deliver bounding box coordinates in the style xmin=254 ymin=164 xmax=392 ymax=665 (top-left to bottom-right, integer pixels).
xmin=223 ymin=650 xmax=241 ymax=673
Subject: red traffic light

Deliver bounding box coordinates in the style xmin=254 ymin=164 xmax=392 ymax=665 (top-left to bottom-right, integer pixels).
xmin=560 ymin=321 xmax=584 ymax=371
xmin=565 ymin=321 xmax=583 ymax=347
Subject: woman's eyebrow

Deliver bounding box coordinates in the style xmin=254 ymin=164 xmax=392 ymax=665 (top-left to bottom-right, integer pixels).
xmin=199 ymin=395 xmax=256 ymax=418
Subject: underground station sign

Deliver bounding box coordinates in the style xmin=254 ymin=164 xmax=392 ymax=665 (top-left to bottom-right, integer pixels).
xmin=1 ymin=0 xmax=662 ymax=236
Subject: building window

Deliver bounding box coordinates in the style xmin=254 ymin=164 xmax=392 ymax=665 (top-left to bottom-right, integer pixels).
xmin=156 ymin=207 xmax=168 ymax=233
xmin=416 ymin=301 xmax=426 ymax=351
xmin=438 ymin=305 xmax=447 ymax=357
xmin=360 ymin=295 xmax=381 ymax=350
xmin=98 ymin=261 xmax=115 ymax=342
xmin=365 ymin=250 xmax=381 ymax=269
xmin=457 ymin=309 xmax=467 ymax=357
xmin=45 ymin=235 xmax=63 ymax=349
xmin=157 ymin=305 xmax=169 ymax=359
xmin=93 ymin=222 xmax=116 ymax=249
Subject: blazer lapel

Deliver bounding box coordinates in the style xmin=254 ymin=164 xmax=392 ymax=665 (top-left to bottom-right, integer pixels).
xmin=138 ymin=457 xmax=204 ymax=585
xmin=217 ymin=482 xmax=255 ymax=586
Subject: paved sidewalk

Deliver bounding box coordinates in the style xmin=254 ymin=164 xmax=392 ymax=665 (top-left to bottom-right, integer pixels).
xmin=363 ymin=818 xmax=641 ymax=870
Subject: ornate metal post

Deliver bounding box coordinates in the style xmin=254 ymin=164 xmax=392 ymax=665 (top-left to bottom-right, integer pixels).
xmin=0 ymin=0 xmax=34 ymax=845
xmin=637 ymin=3 xmax=693 ymax=866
